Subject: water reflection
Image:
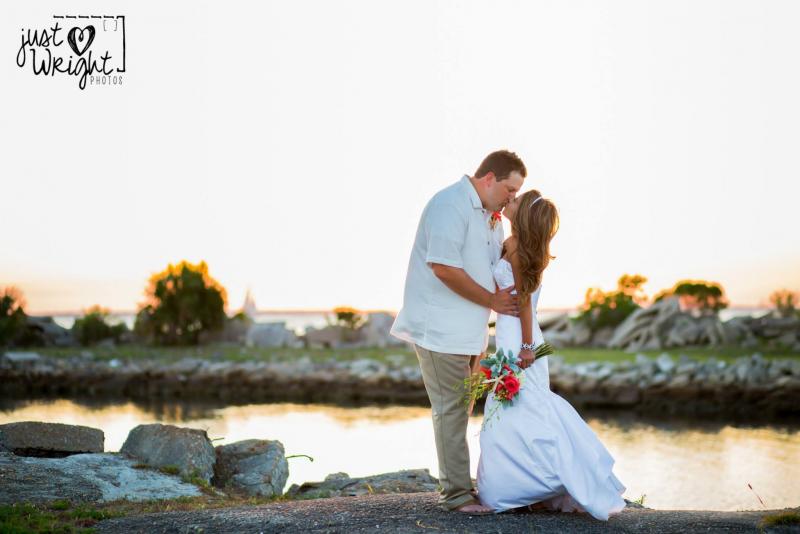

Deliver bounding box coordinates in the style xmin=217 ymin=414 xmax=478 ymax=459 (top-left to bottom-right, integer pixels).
xmin=1 ymin=398 xmax=797 ymax=511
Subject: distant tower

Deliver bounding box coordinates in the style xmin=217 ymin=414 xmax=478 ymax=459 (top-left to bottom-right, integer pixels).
xmin=241 ymin=288 xmax=257 ymax=320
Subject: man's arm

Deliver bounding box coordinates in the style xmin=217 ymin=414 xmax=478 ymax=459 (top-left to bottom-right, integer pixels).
xmin=430 ymin=263 xmax=518 ymax=316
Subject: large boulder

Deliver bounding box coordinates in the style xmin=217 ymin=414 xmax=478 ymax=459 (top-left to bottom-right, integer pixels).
xmin=360 ymin=312 xmax=404 ymax=348
xmin=1 ymin=351 xmax=42 ymax=363
xmin=0 ymin=421 xmax=103 ymax=457
xmin=120 ymin=424 xmax=216 ymax=483
xmin=305 ymin=325 xmax=349 ymax=348
xmin=213 ymin=439 xmax=288 ymax=497
xmin=246 ymin=322 xmax=299 ymax=348
xmin=0 ymin=451 xmax=201 ymax=504
xmin=540 ymin=314 xmax=578 ymax=347
xmin=23 ymin=316 xmax=75 ymax=347
xmin=286 ymin=469 xmax=439 ymax=499
xmin=607 ymin=297 xmax=682 ymax=351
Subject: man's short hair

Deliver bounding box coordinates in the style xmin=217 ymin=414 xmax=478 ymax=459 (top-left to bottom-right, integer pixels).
xmin=474 ymin=150 xmax=527 ymax=181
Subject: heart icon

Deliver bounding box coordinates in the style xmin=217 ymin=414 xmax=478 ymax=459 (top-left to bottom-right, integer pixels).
xmin=67 ymin=25 xmax=96 ymax=56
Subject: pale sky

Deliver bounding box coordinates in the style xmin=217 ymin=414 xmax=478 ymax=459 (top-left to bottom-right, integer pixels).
xmin=2 ymin=1 xmax=799 ymax=315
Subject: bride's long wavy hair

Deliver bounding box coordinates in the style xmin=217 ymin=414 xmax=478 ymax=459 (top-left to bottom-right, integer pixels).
xmin=509 ymin=189 xmax=559 ymax=303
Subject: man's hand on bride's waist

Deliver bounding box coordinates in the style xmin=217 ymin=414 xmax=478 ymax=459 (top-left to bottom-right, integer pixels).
xmin=489 ymin=284 xmax=518 ymax=316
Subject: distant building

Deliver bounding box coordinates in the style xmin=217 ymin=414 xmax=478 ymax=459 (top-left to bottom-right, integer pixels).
xmin=241 ymin=288 xmax=257 ymax=321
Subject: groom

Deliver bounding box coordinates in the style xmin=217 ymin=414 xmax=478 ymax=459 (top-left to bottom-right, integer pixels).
xmin=391 ymin=150 xmax=526 ymax=513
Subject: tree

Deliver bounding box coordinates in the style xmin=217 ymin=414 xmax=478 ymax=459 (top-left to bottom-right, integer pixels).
xmin=769 ymin=289 xmax=798 ymax=318
xmin=72 ymin=305 xmax=129 ymax=346
xmin=134 ymin=260 xmax=228 ymax=346
xmin=0 ymin=286 xmax=28 ymax=347
xmin=576 ymin=274 xmax=648 ymax=332
xmin=654 ymin=280 xmax=728 ymax=315
xmin=332 ymin=306 xmax=365 ymax=330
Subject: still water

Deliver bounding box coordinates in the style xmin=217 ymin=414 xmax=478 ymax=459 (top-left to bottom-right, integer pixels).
xmin=1 ymin=399 xmax=797 ymax=512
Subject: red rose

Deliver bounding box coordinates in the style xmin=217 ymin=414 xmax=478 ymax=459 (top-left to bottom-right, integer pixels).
xmin=480 ymin=366 xmax=492 ymax=380
xmin=502 ymin=374 xmax=521 ymax=397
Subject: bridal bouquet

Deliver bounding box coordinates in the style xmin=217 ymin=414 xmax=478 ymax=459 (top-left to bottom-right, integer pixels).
xmin=462 ymin=342 xmax=554 ymax=427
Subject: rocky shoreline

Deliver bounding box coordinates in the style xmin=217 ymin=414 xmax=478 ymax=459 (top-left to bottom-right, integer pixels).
xmin=1 ymin=420 xmax=798 ymax=533
xmin=2 ymin=350 xmax=799 ymax=420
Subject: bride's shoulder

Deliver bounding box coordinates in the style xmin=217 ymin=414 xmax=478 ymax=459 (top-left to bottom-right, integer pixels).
xmin=503 ymin=235 xmax=518 ymax=251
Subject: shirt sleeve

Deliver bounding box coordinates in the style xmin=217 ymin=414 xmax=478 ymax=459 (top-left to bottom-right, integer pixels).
xmin=424 ymin=202 xmax=467 ymax=269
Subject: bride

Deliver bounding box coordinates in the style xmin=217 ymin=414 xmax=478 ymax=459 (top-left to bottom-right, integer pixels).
xmin=475 ymin=189 xmax=627 ymax=520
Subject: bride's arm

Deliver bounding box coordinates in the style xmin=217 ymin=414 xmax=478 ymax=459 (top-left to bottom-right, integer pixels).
xmin=507 ymin=239 xmax=535 ymax=367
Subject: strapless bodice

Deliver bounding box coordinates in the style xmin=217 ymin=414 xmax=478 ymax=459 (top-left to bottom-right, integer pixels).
xmin=492 ymin=258 xmax=541 ymax=312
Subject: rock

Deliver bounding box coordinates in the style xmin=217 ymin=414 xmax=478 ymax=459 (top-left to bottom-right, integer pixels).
xmin=540 ymin=314 xmax=575 ymax=346
xmin=304 ymin=325 xmax=347 ymax=349
xmin=539 ymin=313 xmax=570 ymax=332
xmin=200 ymin=316 xmax=252 ymax=344
xmin=246 ymin=322 xmax=299 ymax=348
xmin=776 ymin=331 xmax=798 ymax=348
xmin=655 ymin=353 xmax=675 ymax=374
xmin=286 ymin=469 xmax=439 ymax=499
xmin=0 ymin=421 xmax=103 ymax=457
xmin=649 ymin=373 xmax=670 ymax=386
xmin=23 ymin=316 xmax=75 ymax=347
xmin=0 ymin=451 xmax=201 ymax=504
xmin=607 ymin=297 xmax=681 ymax=351
xmin=572 ymin=321 xmax=592 ymax=346
xmin=213 ymin=439 xmax=288 ymax=497
xmin=361 ymin=312 xmax=404 ymax=348
xmin=667 ymin=374 xmax=692 ymax=389
xmin=594 ymin=364 xmax=614 ymax=381
xmin=120 ymin=424 xmax=216 ymax=483
xmin=722 ymin=317 xmax=758 ymax=346
xmin=349 ymin=359 xmax=387 ymax=378
xmin=2 ymin=351 xmax=41 ymax=362
xmin=590 ymin=326 xmax=615 ymax=347
xmin=604 ymin=370 xmax=638 ymax=388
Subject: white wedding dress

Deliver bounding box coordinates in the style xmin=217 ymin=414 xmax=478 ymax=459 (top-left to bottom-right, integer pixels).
xmin=476 ymin=258 xmax=626 ymax=520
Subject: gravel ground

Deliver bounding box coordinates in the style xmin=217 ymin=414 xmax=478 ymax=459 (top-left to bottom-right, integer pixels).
xmin=94 ymin=492 xmax=795 ymax=533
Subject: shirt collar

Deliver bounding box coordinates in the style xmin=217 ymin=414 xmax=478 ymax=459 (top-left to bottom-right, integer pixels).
xmin=461 ymin=175 xmax=485 ymax=210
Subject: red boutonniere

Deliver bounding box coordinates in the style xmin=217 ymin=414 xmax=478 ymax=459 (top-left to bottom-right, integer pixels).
xmin=489 ymin=211 xmax=502 ymax=230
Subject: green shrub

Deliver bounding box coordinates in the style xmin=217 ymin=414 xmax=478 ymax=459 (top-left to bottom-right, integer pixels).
xmin=654 ymin=280 xmax=728 ymax=315
xmin=0 ymin=286 xmax=28 ymax=348
xmin=769 ymin=289 xmax=798 ymax=318
xmin=332 ymin=306 xmax=365 ymax=330
xmin=575 ymin=274 xmax=647 ymax=332
xmin=72 ymin=305 xmax=129 ymax=346
xmin=134 ymin=260 xmax=228 ymax=346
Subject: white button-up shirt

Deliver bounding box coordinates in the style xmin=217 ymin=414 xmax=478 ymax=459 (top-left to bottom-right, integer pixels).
xmin=391 ymin=175 xmax=504 ymax=355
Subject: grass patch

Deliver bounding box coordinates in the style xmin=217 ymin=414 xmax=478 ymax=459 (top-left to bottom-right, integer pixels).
xmin=33 ymin=342 xmax=799 ymax=367
xmin=552 ymin=347 xmax=799 ymax=364
xmin=1 ymin=490 xmax=300 ymax=531
xmin=35 ymin=344 xmax=420 ymax=366
xmin=93 ymin=491 xmax=290 ymax=517
xmin=158 ymin=465 xmax=180 ymax=476
xmin=761 ymin=510 xmax=800 ymax=528
xmin=181 ymin=469 xmax=211 ymax=490
xmin=0 ymin=501 xmax=124 ymax=533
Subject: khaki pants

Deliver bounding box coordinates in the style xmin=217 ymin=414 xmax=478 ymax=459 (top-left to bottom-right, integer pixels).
xmin=414 ymin=344 xmax=478 ymax=510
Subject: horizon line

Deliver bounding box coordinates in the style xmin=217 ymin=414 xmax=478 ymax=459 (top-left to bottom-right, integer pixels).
xmin=26 ymin=304 xmax=773 ymax=317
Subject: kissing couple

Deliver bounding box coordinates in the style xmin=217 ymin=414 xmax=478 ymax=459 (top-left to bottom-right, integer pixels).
xmin=391 ymin=150 xmax=626 ymax=519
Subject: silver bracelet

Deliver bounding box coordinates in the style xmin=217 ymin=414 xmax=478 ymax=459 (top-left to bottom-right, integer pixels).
xmin=521 ymin=342 xmax=535 ymax=351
